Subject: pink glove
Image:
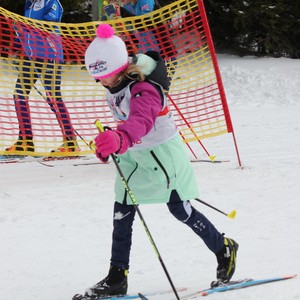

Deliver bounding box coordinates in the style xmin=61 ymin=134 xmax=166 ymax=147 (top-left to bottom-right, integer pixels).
xmin=96 ymin=151 xmax=109 ymax=163
xmin=95 ymin=130 xmax=129 ymax=158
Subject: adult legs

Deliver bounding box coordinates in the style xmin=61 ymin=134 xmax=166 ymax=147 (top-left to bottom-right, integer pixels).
xmin=13 ymin=59 xmax=38 ymax=139
xmin=40 ymin=59 xmax=76 ymax=140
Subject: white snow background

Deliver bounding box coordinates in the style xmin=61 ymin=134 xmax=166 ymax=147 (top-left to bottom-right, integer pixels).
xmin=1 ymin=54 xmax=299 ymax=300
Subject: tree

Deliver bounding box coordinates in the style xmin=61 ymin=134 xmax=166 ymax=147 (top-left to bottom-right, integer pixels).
xmin=1 ymin=0 xmax=299 ymax=58
xmin=204 ymin=0 xmax=300 ymax=58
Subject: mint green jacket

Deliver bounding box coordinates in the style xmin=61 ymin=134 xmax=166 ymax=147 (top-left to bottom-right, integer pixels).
xmin=114 ymin=134 xmax=199 ymax=204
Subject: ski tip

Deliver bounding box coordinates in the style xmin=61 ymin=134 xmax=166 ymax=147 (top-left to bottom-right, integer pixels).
xmin=284 ymin=274 xmax=297 ymax=279
xmin=137 ymin=293 xmax=149 ymax=300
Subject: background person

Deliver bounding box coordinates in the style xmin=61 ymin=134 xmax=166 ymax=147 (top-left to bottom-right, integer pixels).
xmin=103 ymin=0 xmax=177 ymax=83
xmin=6 ymin=0 xmax=78 ymax=154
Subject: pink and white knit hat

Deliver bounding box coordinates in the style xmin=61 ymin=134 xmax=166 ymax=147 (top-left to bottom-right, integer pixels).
xmin=85 ymin=24 xmax=129 ymax=79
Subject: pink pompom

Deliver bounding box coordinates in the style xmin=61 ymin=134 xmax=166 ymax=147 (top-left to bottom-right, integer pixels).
xmin=96 ymin=23 xmax=115 ymax=39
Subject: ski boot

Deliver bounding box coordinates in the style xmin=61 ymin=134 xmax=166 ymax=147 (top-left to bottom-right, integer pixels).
xmin=5 ymin=137 xmax=34 ymax=154
xmin=51 ymin=138 xmax=79 ymax=153
xmin=212 ymin=237 xmax=239 ymax=287
xmin=72 ymin=265 xmax=128 ymax=300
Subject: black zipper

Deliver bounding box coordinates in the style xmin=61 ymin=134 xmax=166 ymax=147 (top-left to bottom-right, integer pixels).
xmin=123 ymin=162 xmax=138 ymax=205
xmin=150 ymin=150 xmax=170 ymax=189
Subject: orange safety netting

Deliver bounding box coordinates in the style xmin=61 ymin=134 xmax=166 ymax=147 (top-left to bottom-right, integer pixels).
xmin=0 ymin=0 xmax=235 ymax=158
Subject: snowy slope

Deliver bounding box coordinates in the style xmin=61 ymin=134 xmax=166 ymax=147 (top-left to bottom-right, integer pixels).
xmin=0 ymin=55 xmax=299 ymax=300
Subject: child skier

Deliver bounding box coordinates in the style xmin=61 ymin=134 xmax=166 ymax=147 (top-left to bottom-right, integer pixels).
xmin=73 ymin=23 xmax=238 ymax=300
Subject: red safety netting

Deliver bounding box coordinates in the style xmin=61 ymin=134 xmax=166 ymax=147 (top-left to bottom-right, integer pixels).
xmin=0 ymin=0 xmax=240 ymax=163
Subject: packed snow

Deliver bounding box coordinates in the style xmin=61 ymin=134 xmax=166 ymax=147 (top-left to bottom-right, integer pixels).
xmin=0 ymin=54 xmax=299 ymax=300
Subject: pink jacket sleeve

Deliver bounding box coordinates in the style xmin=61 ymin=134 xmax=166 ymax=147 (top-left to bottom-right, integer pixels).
xmin=116 ymin=81 xmax=163 ymax=146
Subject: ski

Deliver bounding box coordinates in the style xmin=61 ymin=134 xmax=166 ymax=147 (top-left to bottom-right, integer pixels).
xmin=0 ymin=155 xmax=39 ymax=164
xmin=0 ymin=155 xmax=92 ymax=166
xmin=0 ymin=158 xmax=23 ymax=164
xmin=39 ymin=156 xmax=88 ymax=167
xmin=73 ymin=162 xmax=110 ymax=166
xmin=73 ymin=287 xmax=186 ymax=300
xmin=137 ymin=293 xmax=148 ymax=300
xmin=72 ymin=294 xmax=140 ymax=300
xmin=96 ymin=294 xmax=146 ymax=299
xmin=42 ymin=156 xmax=84 ymax=162
xmin=73 ymin=275 xmax=297 ymax=300
xmin=190 ymin=159 xmax=230 ymax=163
xmin=182 ymin=274 xmax=297 ymax=298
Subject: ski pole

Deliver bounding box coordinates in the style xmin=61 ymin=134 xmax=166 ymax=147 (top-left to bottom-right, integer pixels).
xmin=94 ymin=119 xmax=180 ymax=300
xmin=73 ymin=129 xmax=94 ymax=150
xmin=195 ymin=198 xmax=236 ymax=219
xmin=166 ymin=93 xmax=213 ymax=159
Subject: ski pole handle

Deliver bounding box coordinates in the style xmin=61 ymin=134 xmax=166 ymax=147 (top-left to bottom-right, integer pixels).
xmin=94 ymin=120 xmax=111 ymax=163
xmin=95 ymin=119 xmax=105 ymax=133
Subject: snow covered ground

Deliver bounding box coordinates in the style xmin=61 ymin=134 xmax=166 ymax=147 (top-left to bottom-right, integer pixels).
xmin=1 ymin=55 xmax=299 ymax=300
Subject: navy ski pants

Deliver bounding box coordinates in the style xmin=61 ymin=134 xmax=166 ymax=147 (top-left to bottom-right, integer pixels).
xmin=110 ymin=190 xmax=224 ymax=270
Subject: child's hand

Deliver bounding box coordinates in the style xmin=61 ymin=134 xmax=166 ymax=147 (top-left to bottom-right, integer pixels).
xmin=95 ymin=130 xmax=129 ymax=157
